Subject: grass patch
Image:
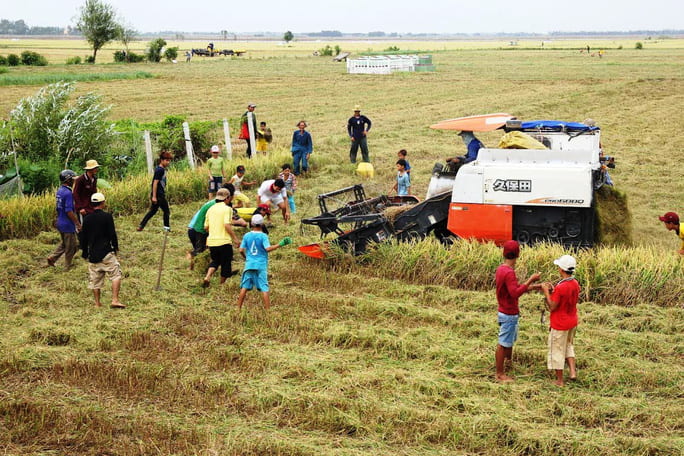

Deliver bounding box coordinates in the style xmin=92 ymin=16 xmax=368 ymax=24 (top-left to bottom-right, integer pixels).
xmin=0 ymin=71 xmax=154 ymax=86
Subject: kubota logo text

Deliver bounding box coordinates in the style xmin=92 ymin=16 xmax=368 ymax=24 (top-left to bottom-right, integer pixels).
xmin=492 ymin=179 xmax=532 ymax=192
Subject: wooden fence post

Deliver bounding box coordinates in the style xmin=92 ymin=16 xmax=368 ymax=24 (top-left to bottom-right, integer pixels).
xmin=144 ymin=130 xmax=154 ymax=175
xmin=223 ymin=118 xmax=232 ymax=160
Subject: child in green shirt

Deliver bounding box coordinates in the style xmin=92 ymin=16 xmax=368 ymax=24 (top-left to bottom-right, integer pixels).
xmin=206 ymin=145 xmax=226 ymax=198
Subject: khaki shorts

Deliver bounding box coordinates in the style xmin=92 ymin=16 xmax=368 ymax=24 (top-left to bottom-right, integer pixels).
xmin=88 ymin=253 xmax=122 ymax=290
xmin=233 ymin=192 xmax=250 ymax=205
xmin=547 ymin=327 xmax=576 ymax=370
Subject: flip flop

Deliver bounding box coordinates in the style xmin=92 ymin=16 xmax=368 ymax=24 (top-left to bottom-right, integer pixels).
xmin=110 ymin=303 xmax=126 ymax=309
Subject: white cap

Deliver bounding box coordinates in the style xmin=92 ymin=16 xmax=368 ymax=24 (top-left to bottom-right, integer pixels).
xmin=91 ymin=192 xmax=105 ymax=203
xmin=554 ymin=255 xmax=577 ymax=272
xmin=210 ymin=145 xmax=220 ymax=152
xmin=251 ymin=214 xmax=264 ymax=226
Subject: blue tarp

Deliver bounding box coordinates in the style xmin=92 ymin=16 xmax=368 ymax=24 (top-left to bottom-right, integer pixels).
xmin=520 ymin=120 xmax=599 ymax=132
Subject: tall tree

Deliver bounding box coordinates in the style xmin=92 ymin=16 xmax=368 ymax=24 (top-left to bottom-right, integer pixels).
xmin=283 ymin=30 xmax=294 ymax=44
xmin=116 ymin=23 xmax=137 ymax=59
xmin=77 ymin=0 xmax=119 ymax=63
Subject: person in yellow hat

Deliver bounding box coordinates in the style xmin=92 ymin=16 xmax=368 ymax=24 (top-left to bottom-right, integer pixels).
xmin=347 ymin=105 xmax=372 ymax=163
xmin=73 ymin=159 xmax=100 ymax=223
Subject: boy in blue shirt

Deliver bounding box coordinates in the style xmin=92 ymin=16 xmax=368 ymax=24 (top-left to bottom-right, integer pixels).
xmin=397 ymin=149 xmax=411 ymax=174
xmin=392 ymin=159 xmax=411 ymax=196
xmin=237 ymin=214 xmax=292 ymax=310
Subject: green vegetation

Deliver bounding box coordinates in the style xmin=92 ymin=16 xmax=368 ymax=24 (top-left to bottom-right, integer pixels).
xmin=19 ymin=50 xmax=48 ymax=66
xmin=65 ymin=56 xmax=82 ymax=65
xmin=0 ymin=39 xmax=682 ymax=455
xmin=0 ymin=70 xmax=153 ymax=86
xmin=77 ymin=0 xmax=120 ymax=63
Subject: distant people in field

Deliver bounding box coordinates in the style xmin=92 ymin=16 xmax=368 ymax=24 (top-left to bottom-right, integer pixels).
xmin=347 ymin=105 xmax=372 ymax=163
xmin=79 ymin=192 xmax=124 ymax=309
xmin=73 ymin=159 xmax=100 ymax=224
xmin=541 ymin=255 xmax=580 ymax=387
xmin=240 ymin=103 xmax=258 ymax=158
xmin=137 ymin=152 xmax=172 ymax=232
xmin=494 ymin=240 xmax=541 ymax=382
xmin=47 ymin=170 xmax=80 ymax=270
xmin=658 ymin=212 xmax=684 ymax=255
xmin=291 ymin=120 xmax=313 ymax=175
xmin=256 ymin=121 xmax=272 ymax=155
xmin=206 ymin=145 xmax=226 ymax=199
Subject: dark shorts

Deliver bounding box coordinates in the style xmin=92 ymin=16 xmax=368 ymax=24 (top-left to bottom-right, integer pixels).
xmin=209 ymin=176 xmax=223 ymax=192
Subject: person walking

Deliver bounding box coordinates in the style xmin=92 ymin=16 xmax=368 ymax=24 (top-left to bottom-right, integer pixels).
xmin=79 ymin=192 xmax=124 ymax=308
xmin=291 ymin=121 xmax=313 ymax=175
xmin=494 ymin=240 xmax=541 ymax=382
xmin=137 ymin=152 xmax=172 ymax=232
xmin=72 ymin=159 xmax=99 ymax=223
xmin=541 ymin=255 xmax=580 ymax=386
xmin=202 ymin=187 xmax=240 ymax=288
xmin=237 ymin=214 xmax=292 ymax=310
xmin=47 ymin=169 xmax=81 ymax=270
xmin=347 ymin=105 xmax=371 ymax=163
xmin=240 ymin=103 xmax=258 ymax=158
xmin=658 ymin=212 xmax=684 ymax=255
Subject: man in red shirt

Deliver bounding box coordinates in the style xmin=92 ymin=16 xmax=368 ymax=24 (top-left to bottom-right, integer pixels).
xmin=72 ymin=159 xmax=99 ymax=223
xmin=541 ymin=255 xmax=580 ymax=386
xmin=494 ymin=240 xmax=541 ymax=382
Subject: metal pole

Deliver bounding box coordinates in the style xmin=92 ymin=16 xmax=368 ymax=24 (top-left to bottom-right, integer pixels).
xmin=247 ymin=111 xmax=256 ymax=159
xmin=155 ymin=230 xmax=169 ymax=291
xmin=182 ymin=122 xmax=195 ymax=169
xmin=144 ymin=130 xmax=154 ymax=175
xmin=223 ymin=118 xmax=232 ymax=160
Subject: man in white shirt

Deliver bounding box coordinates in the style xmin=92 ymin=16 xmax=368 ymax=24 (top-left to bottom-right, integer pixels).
xmin=257 ymin=178 xmax=290 ymax=223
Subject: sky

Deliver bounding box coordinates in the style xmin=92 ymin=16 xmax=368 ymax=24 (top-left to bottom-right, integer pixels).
xmin=4 ymin=0 xmax=683 ymax=34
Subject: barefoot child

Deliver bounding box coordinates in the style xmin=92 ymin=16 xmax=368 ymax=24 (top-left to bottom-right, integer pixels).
xmin=541 ymin=255 xmax=580 ymax=386
xmin=237 ymin=214 xmax=291 ymax=310
xmin=228 ymin=165 xmax=255 ymax=208
xmin=494 ymin=240 xmax=541 ymax=382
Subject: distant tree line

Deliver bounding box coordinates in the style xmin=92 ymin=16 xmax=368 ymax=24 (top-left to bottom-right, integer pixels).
xmin=0 ymin=19 xmax=75 ymax=35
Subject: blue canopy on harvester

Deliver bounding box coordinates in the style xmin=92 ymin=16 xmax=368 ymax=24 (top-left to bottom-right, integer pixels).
xmin=520 ymin=120 xmax=599 ymax=132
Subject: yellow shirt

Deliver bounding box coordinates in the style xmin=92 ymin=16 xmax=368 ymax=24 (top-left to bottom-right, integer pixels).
xmin=678 ymin=227 xmax=684 ymax=251
xmin=204 ymin=203 xmax=234 ymax=247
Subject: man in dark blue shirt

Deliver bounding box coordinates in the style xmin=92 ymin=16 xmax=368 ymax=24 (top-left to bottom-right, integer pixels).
xmin=137 ymin=151 xmax=172 ymax=231
xmin=347 ymin=105 xmax=372 ymax=163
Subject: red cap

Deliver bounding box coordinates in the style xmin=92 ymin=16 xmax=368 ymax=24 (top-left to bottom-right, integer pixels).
xmin=502 ymin=240 xmax=520 ymax=259
xmin=659 ymin=212 xmax=679 ymax=224
xmin=257 ymin=203 xmax=271 ymax=215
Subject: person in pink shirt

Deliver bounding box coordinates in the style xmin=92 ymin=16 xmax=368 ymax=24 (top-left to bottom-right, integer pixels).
xmin=494 ymin=240 xmax=541 ymax=382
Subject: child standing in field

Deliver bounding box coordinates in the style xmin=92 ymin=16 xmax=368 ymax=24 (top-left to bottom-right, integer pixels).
xmin=206 ymin=145 xmax=226 ymax=199
xmin=392 ymin=159 xmax=411 ymax=196
xmin=397 ymin=149 xmax=411 ymax=174
xmin=256 ymin=121 xmax=272 ymax=155
xmin=237 ymin=214 xmax=292 ymax=310
xmin=541 ymin=255 xmax=580 ymax=387
xmin=494 ymin=240 xmax=541 ymax=382
xmin=229 ymin=165 xmax=255 ymax=208
xmin=278 ymin=164 xmax=298 ymax=214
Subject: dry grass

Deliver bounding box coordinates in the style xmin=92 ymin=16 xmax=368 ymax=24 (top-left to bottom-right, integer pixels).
xmin=0 ymin=39 xmax=683 ymax=455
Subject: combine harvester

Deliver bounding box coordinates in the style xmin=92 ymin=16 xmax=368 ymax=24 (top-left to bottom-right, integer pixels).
xmin=300 ymin=113 xmax=622 ymax=258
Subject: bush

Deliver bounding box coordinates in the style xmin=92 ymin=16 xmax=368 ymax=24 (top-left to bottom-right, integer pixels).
xmin=334 ymin=45 xmax=341 ymax=56
xmin=318 ymin=45 xmax=334 ymax=56
xmin=635 ymin=42 xmax=643 ymax=50
xmin=20 ymin=51 xmax=48 ymax=66
xmin=84 ymin=55 xmax=95 ymax=64
xmin=0 ymin=67 xmax=7 ymax=75
xmin=7 ymin=54 xmax=20 ymax=66
xmin=146 ymin=38 xmax=167 ymax=62
xmin=66 ymin=56 xmax=82 ymax=65
xmin=0 ymin=55 xmax=7 ymax=66
xmin=164 ymin=46 xmax=179 ymax=61
xmin=385 ymin=45 xmax=400 ymax=52
xmin=128 ymin=52 xmax=145 ymax=63
xmin=113 ymin=50 xmax=127 ymax=62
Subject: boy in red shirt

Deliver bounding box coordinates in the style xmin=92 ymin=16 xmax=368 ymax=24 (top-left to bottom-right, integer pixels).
xmin=495 ymin=240 xmax=541 ymax=382
xmin=541 ymin=255 xmax=580 ymax=386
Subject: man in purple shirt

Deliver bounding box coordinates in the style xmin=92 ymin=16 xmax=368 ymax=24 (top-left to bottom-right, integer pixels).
xmin=47 ymin=169 xmax=81 ymax=270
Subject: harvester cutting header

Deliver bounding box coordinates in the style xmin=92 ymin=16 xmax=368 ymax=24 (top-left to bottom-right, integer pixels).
xmin=300 ymin=113 xmax=623 ymax=258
